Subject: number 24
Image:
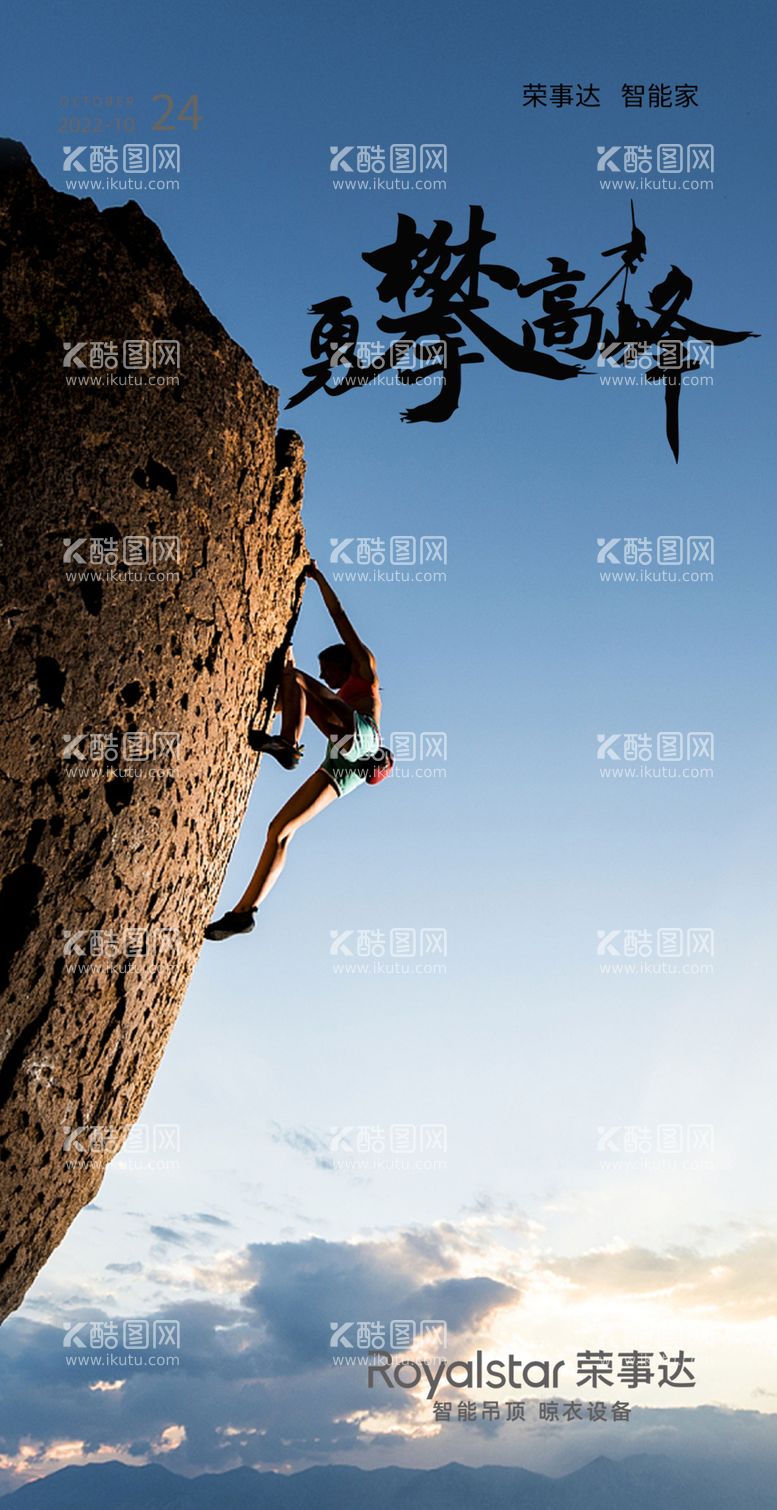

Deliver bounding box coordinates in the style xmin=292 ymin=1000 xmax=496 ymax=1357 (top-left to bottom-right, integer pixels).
xmin=152 ymin=94 xmax=202 ymax=131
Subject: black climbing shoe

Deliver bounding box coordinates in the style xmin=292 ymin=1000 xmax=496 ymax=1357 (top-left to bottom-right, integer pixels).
xmin=248 ymin=731 xmax=303 ymax=768
xmin=204 ymin=908 xmax=257 ymax=942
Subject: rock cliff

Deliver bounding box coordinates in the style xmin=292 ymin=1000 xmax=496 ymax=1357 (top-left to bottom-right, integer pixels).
xmin=0 ymin=140 xmax=306 ymax=1318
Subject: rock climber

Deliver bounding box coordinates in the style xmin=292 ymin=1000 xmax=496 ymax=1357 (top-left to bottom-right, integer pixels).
xmin=204 ymin=560 xmax=383 ymax=941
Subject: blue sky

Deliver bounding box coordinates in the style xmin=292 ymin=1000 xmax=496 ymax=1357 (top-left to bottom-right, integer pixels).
xmin=1 ymin=0 xmax=776 ymax=1488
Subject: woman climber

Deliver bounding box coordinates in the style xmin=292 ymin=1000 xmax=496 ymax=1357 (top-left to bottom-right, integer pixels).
xmin=204 ymin=561 xmax=384 ymax=941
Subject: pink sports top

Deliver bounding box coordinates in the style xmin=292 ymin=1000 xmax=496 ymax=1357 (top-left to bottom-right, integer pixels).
xmin=339 ymin=671 xmax=381 ymax=720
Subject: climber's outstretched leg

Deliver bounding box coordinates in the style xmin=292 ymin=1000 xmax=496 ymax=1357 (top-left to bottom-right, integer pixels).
xmin=237 ymin=769 xmax=338 ymax=909
xmin=204 ymin=770 xmax=338 ymax=941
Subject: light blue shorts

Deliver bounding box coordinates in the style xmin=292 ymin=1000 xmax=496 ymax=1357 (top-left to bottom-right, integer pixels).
xmin=320 ymin=712 xmax=380 ymax=797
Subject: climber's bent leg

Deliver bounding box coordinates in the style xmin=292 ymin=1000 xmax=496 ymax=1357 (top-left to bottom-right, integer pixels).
xmin=250 ymin=661 xmax=306 ymax=767
xmin=251 ymin=670 xmax=354 ymax=767
xmin=234 ymin=768 xmax=339 ymax=912
xmin=275 ymin=658 xmax=358 ymax=744
xmin=279 ymin=659 xmax=305 ymax=745
xmin=289 ymin=670 xmax=356 ymax=743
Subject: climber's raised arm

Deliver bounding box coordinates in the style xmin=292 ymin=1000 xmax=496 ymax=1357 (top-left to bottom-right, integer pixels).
xmin=305 ymin=560 xmax=375 ymax=676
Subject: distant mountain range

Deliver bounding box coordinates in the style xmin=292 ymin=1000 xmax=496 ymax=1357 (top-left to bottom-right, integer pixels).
xmin=1 ymin=1455 xmax=773 ymax=1510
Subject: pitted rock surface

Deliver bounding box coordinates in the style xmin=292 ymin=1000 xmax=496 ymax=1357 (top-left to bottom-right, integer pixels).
xmin=0 ymin=139 xmax=306 ymax=1318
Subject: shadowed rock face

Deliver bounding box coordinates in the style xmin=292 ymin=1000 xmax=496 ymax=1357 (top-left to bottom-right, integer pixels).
xmin=0 ymin=140 xmax=306 ymax=1319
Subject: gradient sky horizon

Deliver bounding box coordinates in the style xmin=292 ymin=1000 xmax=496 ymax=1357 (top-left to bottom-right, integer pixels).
xmin=1 ymin=0 xmax=776 ymax=1490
